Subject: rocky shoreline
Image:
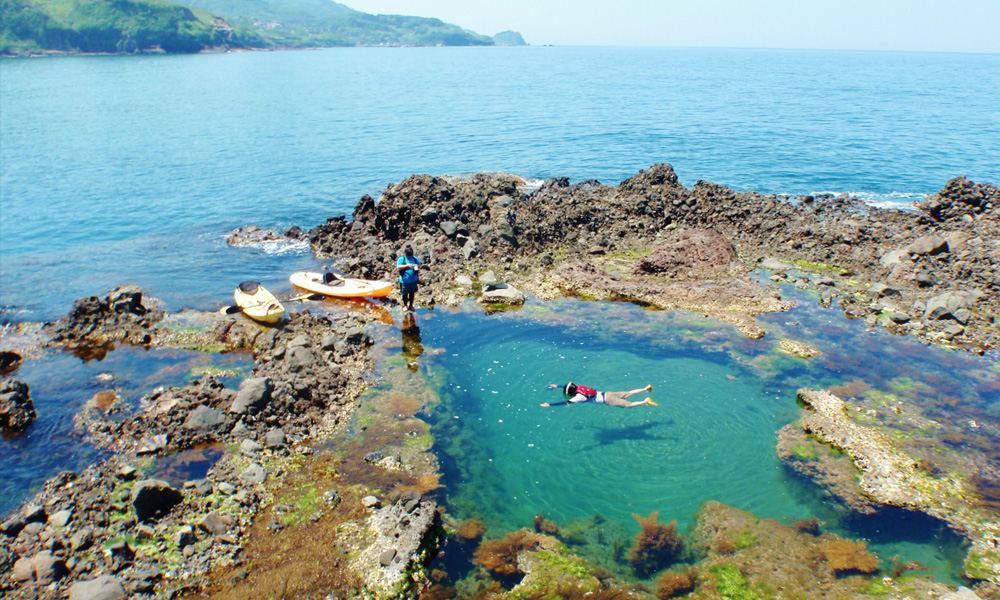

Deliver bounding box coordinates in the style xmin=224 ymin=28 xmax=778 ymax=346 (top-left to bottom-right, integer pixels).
xmin=2 ymin=165 xmax=998 ymax=599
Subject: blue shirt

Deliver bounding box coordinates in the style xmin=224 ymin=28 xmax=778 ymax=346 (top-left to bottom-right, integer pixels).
xmin=397 ymin=255 xmax=421 ymax=284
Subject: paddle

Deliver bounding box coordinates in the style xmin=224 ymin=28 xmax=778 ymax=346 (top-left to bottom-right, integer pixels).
xmin=219 ymin=293 xmax=325 ymax=315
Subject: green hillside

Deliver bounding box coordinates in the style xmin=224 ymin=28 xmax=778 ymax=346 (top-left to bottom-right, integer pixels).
xmin=1 ymin=0 xmax=514 ymax=55
xmin=0 ymin=0 xmax=255 ymax=54
xmin=180 ymin=0 xmax=495 ymax=48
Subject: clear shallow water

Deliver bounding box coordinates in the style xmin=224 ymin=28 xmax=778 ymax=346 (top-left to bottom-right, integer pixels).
xmin=2 ymin=47 xmax=999 ymax=321
xmin=0 ymin=345 xmax=252 ymax=516
xmin=407 ymin=291 xmax=999 ymax=585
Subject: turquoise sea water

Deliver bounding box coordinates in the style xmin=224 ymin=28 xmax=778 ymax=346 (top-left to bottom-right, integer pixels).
xmin=2 ymin=47 xmax=999 ymax=587
xmin=408 ymin=291 xmax=995 ymax=584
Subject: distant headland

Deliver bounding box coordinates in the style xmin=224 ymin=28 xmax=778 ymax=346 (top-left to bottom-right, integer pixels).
xmin=0 ymin=0 xmax=528 ymax=56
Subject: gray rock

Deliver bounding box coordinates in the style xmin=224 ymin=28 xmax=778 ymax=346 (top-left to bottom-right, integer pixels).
xmin=759 ymin=257 xmax=792 ymax=272
xmin=116 ymin=465 xmax=137 ymax=480
xmin=344 ymin=327 xmax=372 ymax=347
xmin=924 ymin=290 xmax=979 ymax=321
xmin=175 ymin=525 xmax=195 ymax=548
xmin=905 ymin=234 xmax=949 ymax=256
xmin=70 ymin=527 xmax=93 ymax=551
xmin=136 ymin=433 xmax=169 ymax=455
xmin=868 ymin=282 xmax=901 ymax=298
xmin=889 ymin=311 xmax=911 ymax=324
xmin=440 ymin=221 xmax=458 ymax=237
xmin=953 ymin=308 xmax=972 ymax=324
xmin=480 ymin=285 xmax=527 ymax=306
xmin=379 ymin=548 xmax=397 ymax=566
xmin=240 ymin=439 xmax=263 ymax=455
xmin=286 ymin=346 xmax=316 ymax=371
xmin=264 ymin=428 xmax=286 ymax=449
xmin=217 ymin=482 xmax=236 ymax=495
xmin=198 ymin=512 xmax=229 ymax=536
xmin=184 ymin=405 xmax=226 ymax=430
xmin=130 ymin=479 xmax=183 ymax=522
xmin=362 ymin=495 xmax=380 ymax=508
xmin=240 ymin=463 xmax=267 ymax=485
xmin=479 ymin=270 xmax=498 ymax=283
xmin=320 ymin=333 xmax=338 ymax=351
xmin=229 ymin=377 xmax=273 ymax=415
xmin=47 ymin=509 xmax=72 ymax=528
xmin=287 ymin=334 xmax=311 ymax=348
xmin=942 ymin=323 xmax=966 ymax=339
xmin=455 ymin=274 xmax=474 ymax=286
xmin=879 ymin=249 xmax=908 ymax=267
xmin=22 ymin=551 xmax=68 ymax=584
xmin=67 ymin=575 xmax=126 ymax=600
xmin=941 ymin=587 xmax=983 ymax=600
xmin=462 ymin=238 xmax=478 ymax=260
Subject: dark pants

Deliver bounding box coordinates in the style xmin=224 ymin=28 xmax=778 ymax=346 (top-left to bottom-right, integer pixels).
xmin=401 ymin=282 xmax=418 ymax=307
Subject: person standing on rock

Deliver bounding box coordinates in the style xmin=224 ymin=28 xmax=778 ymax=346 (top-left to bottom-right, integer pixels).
xmin=396 ymin=244 xmax=422 ymax=312
xmin=541 ymin=382 xmax=656 ymax=408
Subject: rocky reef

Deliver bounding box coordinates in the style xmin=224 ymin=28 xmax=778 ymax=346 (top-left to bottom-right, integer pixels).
xmin=307 ymin=166 xmax=998 ymax=352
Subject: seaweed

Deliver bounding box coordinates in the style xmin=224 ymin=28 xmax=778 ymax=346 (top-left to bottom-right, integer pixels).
xmin=656 ymin=567 xmax=698 ymax=598
xmin=791 ymin=517 xmax=823 ymax=536
xmin=819 ymin=539 xmax=879 ymax=574
xmin=457 ymin=519 xmax=487 ymax=542
xmin=532 ymin=510 xmax=560 ymax=535
xmin=472 ymin=529 xmax=543 ymax=575
xmin=628 ymin=511 xmax=684 ymax=577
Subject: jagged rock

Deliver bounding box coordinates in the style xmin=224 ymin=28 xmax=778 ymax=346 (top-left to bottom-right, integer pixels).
xmin=0 ymin=379 xmax=36 ymax=431
xmin=240 ymin=463 xmax=267 ymax=485
xmin=48 ymin=285 xmax=163 ymax=348
xmin=637 ymin=229 xmax=739 ymax=277
xmin=130 ymin=479 xmax=183 ymax=522
xmin=13 ymin=550 xmax=68 ymax=584
xmin=229 ymin=377 xmax=273 ymax=414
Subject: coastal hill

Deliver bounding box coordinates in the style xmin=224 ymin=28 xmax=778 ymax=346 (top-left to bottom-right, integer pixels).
xmin=0 ymin=0 xmax=523 ymax=55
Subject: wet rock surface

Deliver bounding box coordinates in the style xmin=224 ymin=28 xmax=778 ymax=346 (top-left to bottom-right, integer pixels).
xmin=781 ymin=388 xmax=1000 ymax=591
xmin=46 ymin=285 xmax=164 ymax=351
xmin=0 ymin=379 xmax=36 ymax=432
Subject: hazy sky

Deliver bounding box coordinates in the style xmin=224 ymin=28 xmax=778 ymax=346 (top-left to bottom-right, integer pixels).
xmin=342 ymin=1 xmax=1000 ymax=53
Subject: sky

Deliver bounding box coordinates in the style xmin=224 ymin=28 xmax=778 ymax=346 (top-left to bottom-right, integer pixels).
xmin=341 ymin=0 xmax=1000 ymax=53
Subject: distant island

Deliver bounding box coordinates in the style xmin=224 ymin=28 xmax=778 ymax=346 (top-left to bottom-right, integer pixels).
xmin=0 ymin=0 xmax=528 ymax=55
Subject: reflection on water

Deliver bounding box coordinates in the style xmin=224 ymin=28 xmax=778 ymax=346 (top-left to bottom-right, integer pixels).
xmin=411 ymin=294 xmax=999 ymax=585
xmin=0 ymin=345 xmax=252 ymax=517
xmin=401 ymin=312 xmax=424 ymax=373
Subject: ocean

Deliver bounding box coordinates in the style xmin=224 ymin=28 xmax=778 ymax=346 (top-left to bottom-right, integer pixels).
xmin=1 ymin=46 xmax=998 ymax=321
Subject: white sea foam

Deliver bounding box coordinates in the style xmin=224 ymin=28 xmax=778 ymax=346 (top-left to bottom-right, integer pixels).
xmin=809 ymin=190 xmax=927 ymax=212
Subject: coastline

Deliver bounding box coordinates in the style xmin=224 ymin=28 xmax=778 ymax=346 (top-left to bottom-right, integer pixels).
xmin=1 ymin=165 xmax=998 ymax=599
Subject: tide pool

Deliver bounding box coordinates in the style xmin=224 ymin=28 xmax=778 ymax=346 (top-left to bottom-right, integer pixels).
xmin=396 ymin=292 xmax=997 ymax=585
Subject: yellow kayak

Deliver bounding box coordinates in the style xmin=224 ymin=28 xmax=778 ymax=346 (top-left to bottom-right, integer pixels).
xmin=233 ymin=281 xmax=285 ymax=323
xmin=290 ymin=271 xmax=393 ymax=299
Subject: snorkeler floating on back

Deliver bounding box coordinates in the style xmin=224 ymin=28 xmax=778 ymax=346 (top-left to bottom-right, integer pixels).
xmin=541 ymin=382 xmax=656 ymax=408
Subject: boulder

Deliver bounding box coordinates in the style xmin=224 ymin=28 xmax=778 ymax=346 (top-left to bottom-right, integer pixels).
xmin=15 ymin=551 xmax=68 ymax=584
xmin=0 ymin=350 xmax=22 ymax=375
xmin=183 ymin=405 xmax=226 ymax=430
xmin=286 ymin=346 xmax=317 ymax=371
xmin=229 ymin=377 xmax=273 ymax=414
xmin=0 ymin=379 xmax=36 ymax=431
xmin=758 ymin=257 xmax=792 ymax=272
xmin=67 ymin=575 xmax=127 ymax=600
xmin=264 ymin=428 xmax=286 ymax=448
xmin=240 ymin=463 xmax=267 ymax=485
xmin=637 ymin=229 xmax=739 ymax=277
xmin=904 ymin=234 xmax=949 ymax=256
xmin=130 ymin=479 xmax=183 ymax=522
xmin=480 ymin=285 xmax=527 ymax=306
xmin=924 ymin=290 xmax=980 ymax=321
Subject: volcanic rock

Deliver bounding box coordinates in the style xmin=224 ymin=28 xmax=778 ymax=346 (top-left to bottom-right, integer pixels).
xmin=0 ymin=379 xmax=36 ymax=431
